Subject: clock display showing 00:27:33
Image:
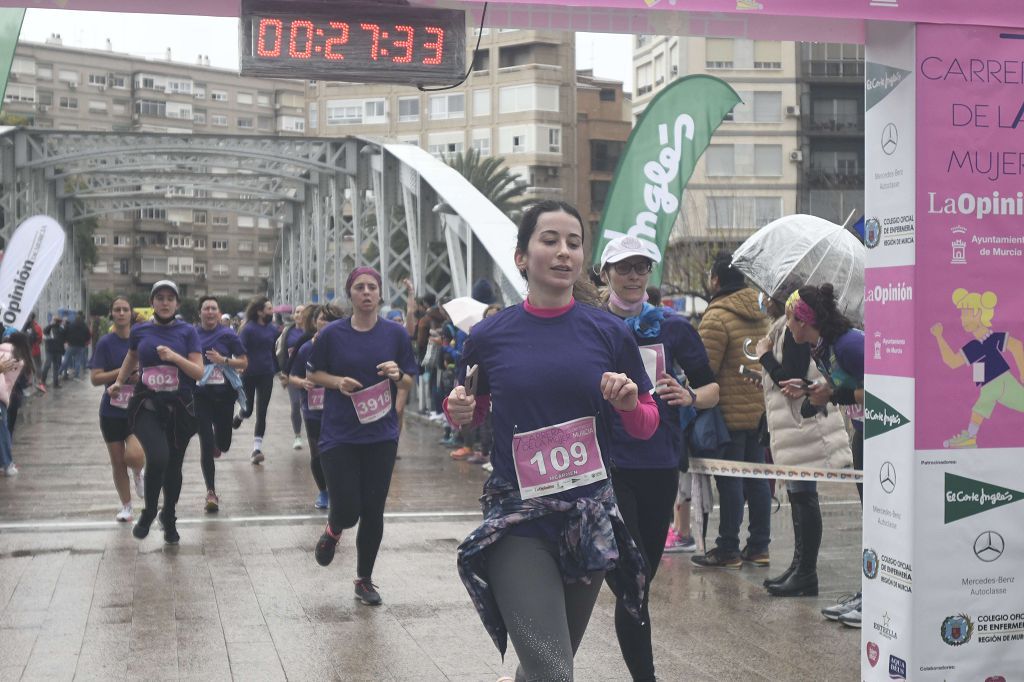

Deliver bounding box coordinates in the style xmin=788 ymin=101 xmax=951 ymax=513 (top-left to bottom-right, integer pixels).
xmin=255 ymin=17 xmax=447 ymax=65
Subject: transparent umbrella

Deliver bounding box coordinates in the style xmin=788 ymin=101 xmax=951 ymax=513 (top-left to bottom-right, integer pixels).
xmin=442 ymin=296 xmax=489 ymax=334
xmin=730 ymin=214 xmax=865 ymax=326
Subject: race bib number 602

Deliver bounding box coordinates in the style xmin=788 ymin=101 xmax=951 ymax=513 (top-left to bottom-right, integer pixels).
xmin=512 ymin=416 xmax=607 ymax=499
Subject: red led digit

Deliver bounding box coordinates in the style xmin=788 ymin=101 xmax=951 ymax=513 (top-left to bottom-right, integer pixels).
xmin=360 ymin=22 xmax=381 ymax=60
xmin=392 ymin=25 xmax=414 ymax=64
xmin=289 ymin=19 xmax=314 ymax=59
xmin=423 ymin=26 xmax=444 ymax=65
xmin=256 ymin=18 xmax=283 ymax=57
xmin=324 ymin=21 xmax=349 ymax=60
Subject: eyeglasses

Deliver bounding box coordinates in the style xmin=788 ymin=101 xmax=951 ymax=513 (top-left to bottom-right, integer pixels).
xmin=611 ymin=260 xmax=653 ymax=275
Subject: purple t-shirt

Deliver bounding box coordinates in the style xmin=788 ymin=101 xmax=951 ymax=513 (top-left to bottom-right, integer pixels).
xmin=286 ymin=325 xmax=304 ymax=351
xmin=89 ymin=331 xmax=131 ymax=418
xmin=129 ymin=320 xmax=202 ymax=395
xmin=196 ymin=324 xmax=247 ymax=394
xmin=307 ymin=317 xmax=419 ymax=448
xmin=290 ymin=340 xmax=320 ymax=422
xmin=608 ymin=314 xmax=712 ymax=469
xmin=962 ymin=332 xmax=1010 ymax=386
xmin=239 ymin=321 xmax=280 ymax=376
xmin=460 ymin=302 xmax=653 ymax=502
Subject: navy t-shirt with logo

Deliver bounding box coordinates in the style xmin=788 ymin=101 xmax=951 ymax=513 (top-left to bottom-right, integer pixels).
xmin=89 ymin=332 xmax=131 ymax=418
xmin=129 ymin=320 xmax=202 ymax=395
xmin=308 ymin=318 xmax=419 ymax=449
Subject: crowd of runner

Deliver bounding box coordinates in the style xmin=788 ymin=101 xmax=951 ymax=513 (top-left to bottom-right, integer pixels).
xmin=0 ymin=198 xmax=865 ymax=681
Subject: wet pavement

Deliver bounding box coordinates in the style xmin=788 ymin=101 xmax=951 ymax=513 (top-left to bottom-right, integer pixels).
xmin=0 ymin=380 xmax=861 ymax=681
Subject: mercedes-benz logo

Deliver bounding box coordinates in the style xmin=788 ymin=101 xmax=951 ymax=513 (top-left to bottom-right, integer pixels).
xmin=881 ymin=123 xmax=899 ymax=155
xmin=973 ymin=531 xmax=1005 ymax=562
xmin=879 ymin=461 xmax=896 ymax=494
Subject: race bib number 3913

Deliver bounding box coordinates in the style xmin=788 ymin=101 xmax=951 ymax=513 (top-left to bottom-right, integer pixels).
xmin=512 ymin=416 xmax=607 ymax=500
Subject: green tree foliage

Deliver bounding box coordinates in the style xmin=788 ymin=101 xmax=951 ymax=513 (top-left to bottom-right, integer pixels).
xmin=444 ymin=148 xmax=527 ymax=220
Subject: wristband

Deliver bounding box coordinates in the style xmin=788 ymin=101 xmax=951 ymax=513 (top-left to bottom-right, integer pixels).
xmin=684 ymin=384 xmax=697 ymax=405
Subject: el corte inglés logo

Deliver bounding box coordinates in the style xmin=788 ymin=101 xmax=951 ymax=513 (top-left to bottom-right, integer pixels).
xmin=944 ymin=473 xmax=1022 ymax=523
xmin=864 ymin=392 xmax=909 ymax=439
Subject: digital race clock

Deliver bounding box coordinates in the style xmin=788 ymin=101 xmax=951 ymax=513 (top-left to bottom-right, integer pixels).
xmin=239 ymin=0 xmax=467 ymax=85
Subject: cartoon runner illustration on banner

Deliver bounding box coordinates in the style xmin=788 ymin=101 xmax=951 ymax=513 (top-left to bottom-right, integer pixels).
xmin=930 ymin=288 xmax=1024 ymax=449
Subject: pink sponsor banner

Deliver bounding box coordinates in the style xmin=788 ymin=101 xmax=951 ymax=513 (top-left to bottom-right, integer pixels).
xmin=4 ymin=0 xmax=1022 ymax=31
xmin=865 ymin=266 xmax=914 ymax=379
xmin=916 ymin=24 xmax=1024 ymax=451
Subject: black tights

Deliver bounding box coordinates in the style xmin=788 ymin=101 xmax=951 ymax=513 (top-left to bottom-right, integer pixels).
xmin=608 ymin=467 xmax=679 ymax=682
xmin=195 ymin=390 xmax=235 ymax=491
xmin=240 ymin=374 xmax=274 ymax=438
xmin=305 ymin=418 xmax=326 ymax=492
xmin=133 ymin=407 xmax=188 ymax=519
xmin=320 ymin=441 xmax=397 ymax=578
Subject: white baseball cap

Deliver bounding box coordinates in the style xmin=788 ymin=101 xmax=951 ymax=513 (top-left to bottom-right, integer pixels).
xmin=599 ymin=236 xmax=662 ymax=269
xmin=150 ymin=279 xmax=180 ymax=300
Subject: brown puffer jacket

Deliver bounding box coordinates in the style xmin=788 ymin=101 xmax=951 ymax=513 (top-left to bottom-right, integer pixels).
xmin=698 ymin=287 xmax=770 ymax=431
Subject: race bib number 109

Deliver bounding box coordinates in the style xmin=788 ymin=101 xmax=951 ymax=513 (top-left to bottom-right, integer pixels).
xmin=512 ymin=416 xmax=607 ymax=500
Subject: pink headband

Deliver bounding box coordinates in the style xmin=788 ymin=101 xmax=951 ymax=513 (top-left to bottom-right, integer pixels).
xmin=346 ymin=266 xmax=382 ymax=297
xmin=792 ymin=299 xmax=817 ymax=327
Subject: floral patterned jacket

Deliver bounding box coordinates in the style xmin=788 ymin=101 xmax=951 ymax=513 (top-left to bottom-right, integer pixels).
xmin=456 ymin=474 xmax=648 ymax=657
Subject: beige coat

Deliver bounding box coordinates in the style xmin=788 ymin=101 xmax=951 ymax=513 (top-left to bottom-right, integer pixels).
xmin=762 ymin=317 xmax=852 ymax=469
xmin=698 ymin=287 xmax=769 ymax=431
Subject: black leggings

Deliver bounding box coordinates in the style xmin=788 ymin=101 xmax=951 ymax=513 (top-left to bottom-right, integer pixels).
xmin=133 ymin=407 xmax=189 ymax=518
xmin=489 ymin=535 xmax=605 ymax=682
xmin=305 ymin=418 xmax=326 ymax=492
xmin=195 ymin=390 xmax=235 ymax=491
xmin=608 ymin=467 xmax=679 ymax=682
xmin=240 ymin=374 xmax=274 ymax=438
xmin=320 ymin=440 xmax=397 ymax=578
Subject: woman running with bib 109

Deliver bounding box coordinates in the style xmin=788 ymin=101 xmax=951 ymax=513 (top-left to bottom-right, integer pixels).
xmin=109 ymin=280 xmax=204 ymax=544
xmin=598 ymin=236 xmax=720 ymax=682
xmin=307 ymin=267 xmax=418 ymax=606
xmin=447 ymin=201 xmax=660 ymax=682
xmin=89 ymin=295 xmax=145 ymax=522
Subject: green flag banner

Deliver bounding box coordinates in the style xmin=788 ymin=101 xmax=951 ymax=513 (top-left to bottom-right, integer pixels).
xmin=592 ymin=75 xmax=740 ymax=286
xmin=0 ymin=8 xmax=25 ymax=106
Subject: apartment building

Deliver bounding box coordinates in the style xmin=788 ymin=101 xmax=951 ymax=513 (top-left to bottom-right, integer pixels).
xmin=305 ymin=29 xmax=578 ymax=203
xmin=632 ymin=35 xmax=802 ymax=290
xmin=3 ymin=36 xmax=309 ymax=299
xmin=575 ymin=69 xmax=631 ymax=239
xmin=796 ymin=42 xmax=865 ymax=224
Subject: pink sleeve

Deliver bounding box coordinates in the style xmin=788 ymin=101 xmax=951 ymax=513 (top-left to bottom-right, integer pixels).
xmin=443 ymin=394 xmax=491 ymax=429
xmin=615 ymin=392 xmax=660 ymax=440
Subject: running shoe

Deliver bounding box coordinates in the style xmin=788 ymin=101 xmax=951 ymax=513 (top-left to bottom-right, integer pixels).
xmin=115 ymin=505 xmax=133 ymax=522
xmin=481 ymin=462 xmax=494 ymax=473
xmin=293 ymin=436 xmax=303 ymax=450
xmin=250 ymin=449 xmax=265 ymax=464
xmin=133 ymin=509 xmax=155 ymax=539
xmin=36 ymin=383 xmax=46 ymax=393
xmin=205 ymin=490 xmax=220 ymax=513
xmin=353 ymin=578 xmax=382 ymax=606
xmin=2 ymin=463 xmax=18 ymax=476
xmin=232 ymin=414 xmax=243 ymax=430
xmin=740 ymin=546 xmax=771 ymax=567
xmin=690 ymin=547 xmax=742 ymax=569
xmin=133 ymin=469 xmax=144 ymax=499
xmin=159 ymin=510 xmax=179 ymax=545
xmin=838 ymin=604 xmax=862 ymax=628
xmin=943 ymin=430 xmax=976 ymax=448
xmin=450 ymin=446 xmax=472 ymax=460
xmin=466 ymin=451 xmax=489 ymax=464
xmin=314 ymin=491 xmax=329 ymax=510
xmin=315 ymin=526 xmax=340 ymax=566
xmin=664 ymin=529 xmax=697 ymax=554
xmin=821 ymin=592 xmax=861 ymax=621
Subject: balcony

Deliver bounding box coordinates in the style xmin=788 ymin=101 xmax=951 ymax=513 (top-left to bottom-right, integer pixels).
xmin=805 ymin=167 xmax=865 ymax=189
xmin=803 ymin=114 xmax=863 ymax=136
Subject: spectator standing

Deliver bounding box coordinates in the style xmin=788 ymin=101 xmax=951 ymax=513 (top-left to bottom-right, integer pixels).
xmin=42 ymin=315 xmax=67 ymax=388
xmin=692 ymin=252 xmax=771 ymax=570
xmin=62 ymin=311 xmax=91 ymax=379
xmin=24 ymin=313 xmax=43 ymax=380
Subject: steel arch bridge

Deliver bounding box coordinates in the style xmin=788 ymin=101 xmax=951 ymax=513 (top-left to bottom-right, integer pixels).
xmin=0 ymin=127 xmax=526 ymax=319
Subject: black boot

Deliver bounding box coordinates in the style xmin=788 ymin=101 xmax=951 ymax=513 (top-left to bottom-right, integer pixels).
xmin=768 ymin=491 xmax=820 ymax=597
xmin=765 ymin=490 xmax=802 ymax=588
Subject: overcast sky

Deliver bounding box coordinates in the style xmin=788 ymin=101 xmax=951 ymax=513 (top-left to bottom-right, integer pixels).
xmin=20 ymin=9 xmax=634 ymax=92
